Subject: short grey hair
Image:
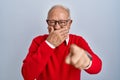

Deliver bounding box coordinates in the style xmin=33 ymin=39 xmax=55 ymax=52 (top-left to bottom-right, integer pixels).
xmin=47 ymin=4 xmax=71 ymax=19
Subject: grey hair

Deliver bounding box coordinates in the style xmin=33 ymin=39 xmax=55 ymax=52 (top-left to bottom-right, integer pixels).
xmin=47 ymin=4 xmax=71 ymax=19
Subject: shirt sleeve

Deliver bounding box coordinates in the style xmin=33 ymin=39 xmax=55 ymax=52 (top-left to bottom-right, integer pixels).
xmin=78 ymin=36 xmax=102 ymax=74
xmin=21 ymin=38 xmax=54 ymax=80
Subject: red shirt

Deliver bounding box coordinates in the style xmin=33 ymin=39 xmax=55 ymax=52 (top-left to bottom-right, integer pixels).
xmin=22 ymin=34 xmax=102 ymax=80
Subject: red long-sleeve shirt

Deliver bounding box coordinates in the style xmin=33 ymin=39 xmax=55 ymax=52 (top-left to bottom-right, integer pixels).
xmin=22 ymin=34 xmax=102 ymax=80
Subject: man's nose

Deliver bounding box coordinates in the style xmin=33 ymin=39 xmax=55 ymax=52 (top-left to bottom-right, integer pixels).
xmin=54 ymin=22 xmax=61 ymax=30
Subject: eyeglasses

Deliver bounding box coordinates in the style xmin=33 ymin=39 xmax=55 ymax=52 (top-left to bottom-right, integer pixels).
xmin=46 ymin=19 xmax=70 ymax=26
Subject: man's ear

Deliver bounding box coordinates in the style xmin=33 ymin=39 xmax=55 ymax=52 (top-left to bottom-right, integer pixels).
xmin=68 ymin=20 xmax=73 ymax=29
xmin=70 ymin=19 xmax=72 ymax=23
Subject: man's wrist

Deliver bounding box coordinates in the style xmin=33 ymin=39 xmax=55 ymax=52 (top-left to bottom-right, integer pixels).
xmin=84 ymin=60 xmax=92 ymax=69
xmin=45 ymin=40 xmax=55 ymax=49
xmin=84 ymin=51 xmax=92 ymax=69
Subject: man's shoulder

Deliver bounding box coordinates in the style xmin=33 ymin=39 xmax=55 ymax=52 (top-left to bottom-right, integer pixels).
xmin=69 ymin=34 xmax=86 ymax=43
xmin=70 ymin=34 xmax=83 ymax=39
xmin=69 ymin=34 xmax=88 ymax=47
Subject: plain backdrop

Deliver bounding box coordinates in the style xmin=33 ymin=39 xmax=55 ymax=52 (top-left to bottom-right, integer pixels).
xmin=0 ymin=0 xmax=120 ymax=80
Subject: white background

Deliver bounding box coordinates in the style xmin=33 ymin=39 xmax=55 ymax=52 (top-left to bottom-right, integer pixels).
xmin=0 ymin=0 xmax=120 ymax=80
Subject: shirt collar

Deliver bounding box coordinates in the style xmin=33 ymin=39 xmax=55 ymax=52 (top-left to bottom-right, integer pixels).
xmin=65 ymin=35 xmax=69 ymax=45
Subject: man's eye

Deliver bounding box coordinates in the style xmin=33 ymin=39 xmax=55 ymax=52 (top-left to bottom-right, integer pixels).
xmin=49 ymin=21 xmax=55 ymax=24
xmin=60 ymin=21 xmax=66 ymax=24
xmin=49 ymin=21 xmax=55 ymax=23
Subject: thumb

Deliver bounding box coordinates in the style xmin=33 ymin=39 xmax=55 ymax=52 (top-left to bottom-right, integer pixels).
xmin=65 ymin=44 xmax=78 ymax=64
xmin=49 ymin=27 xmax=54 ymax=33
xmin=69 ymin=44 xmax=82 ymax=64
xmin=65 ymin=53 xmax=72 ymax=64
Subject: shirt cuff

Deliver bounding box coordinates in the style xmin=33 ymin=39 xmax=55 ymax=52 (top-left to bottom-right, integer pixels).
xmin=45 ymin=40 xmax=55 ymax=49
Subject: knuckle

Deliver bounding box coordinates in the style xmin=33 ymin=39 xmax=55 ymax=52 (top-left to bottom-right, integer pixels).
xmin=71 ymin=58 xmax=77 ymax=65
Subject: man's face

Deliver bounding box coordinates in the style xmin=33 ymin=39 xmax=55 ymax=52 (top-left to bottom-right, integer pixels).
xmin=47 ymin=7 xmax=72 ymax=33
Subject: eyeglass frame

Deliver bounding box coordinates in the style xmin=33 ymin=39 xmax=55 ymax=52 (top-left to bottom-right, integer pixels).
xmin=46 ymin=19 xmax=71 ymax=27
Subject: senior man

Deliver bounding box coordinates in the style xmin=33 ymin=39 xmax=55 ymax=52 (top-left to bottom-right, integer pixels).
xmin=22 ymin=5 xmax=102 ymax=80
